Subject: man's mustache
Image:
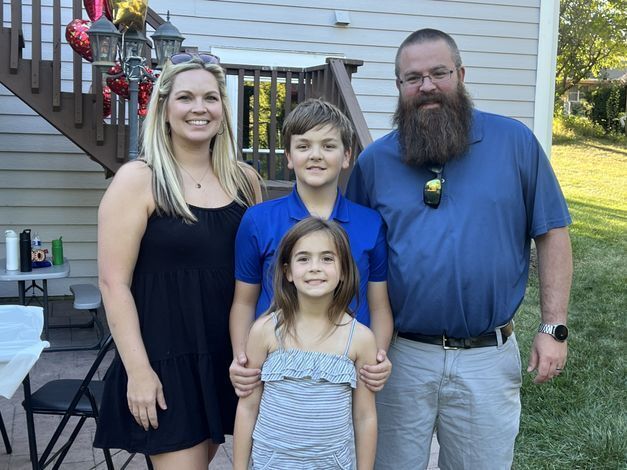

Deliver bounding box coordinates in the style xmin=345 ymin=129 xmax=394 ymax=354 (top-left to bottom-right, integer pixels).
xmin=411 ymin=93 xmax=444 ymax=107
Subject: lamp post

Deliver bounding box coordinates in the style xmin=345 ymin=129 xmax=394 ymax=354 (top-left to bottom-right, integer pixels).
xmin=87 ymin=13 xmax=184 ymax=160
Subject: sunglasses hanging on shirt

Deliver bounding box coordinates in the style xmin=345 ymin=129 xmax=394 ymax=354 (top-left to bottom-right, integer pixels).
xmin=423 ymin=164 xmax=444 ymax=208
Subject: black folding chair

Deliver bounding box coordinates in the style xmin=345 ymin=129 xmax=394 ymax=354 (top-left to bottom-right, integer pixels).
xmin=0 ymin=410 xmax=11 ymax=454
xmin=22 ymin=335 xmax=115 ymax=469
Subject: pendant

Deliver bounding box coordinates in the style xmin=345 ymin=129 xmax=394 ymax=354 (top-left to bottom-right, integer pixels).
xmin=196 ymin=183 xmax=202 ymax=188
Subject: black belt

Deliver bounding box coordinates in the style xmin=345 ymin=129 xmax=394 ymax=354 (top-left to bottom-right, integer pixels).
xmin=397 ymin=321 xmax=513 ymax=349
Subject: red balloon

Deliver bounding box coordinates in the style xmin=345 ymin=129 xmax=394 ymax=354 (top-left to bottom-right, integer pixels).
xmin=106 ymin=63 xmax=130 ymax=99
xmin=103 ymin=85 xmax=112 ymax=118
xmin=65 ymin=19 xmax=93 ymax=62
xmin=137 ymin=78 xmax=153 ymax=117
xmin=84 ymin=0 xmax=112 ymax=21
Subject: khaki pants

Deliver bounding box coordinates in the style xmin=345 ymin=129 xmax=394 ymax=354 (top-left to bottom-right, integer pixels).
xmin=375 ymin=334 xmax=522 ymax=470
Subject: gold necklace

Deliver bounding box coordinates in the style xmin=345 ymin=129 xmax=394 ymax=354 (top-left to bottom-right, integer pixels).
xmin=177 ymin=162 xmax=211 ymax=189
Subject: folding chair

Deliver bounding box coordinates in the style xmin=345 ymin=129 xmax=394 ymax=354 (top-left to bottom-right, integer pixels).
xmin=23 ymin=335 xmax=115 ymax=469
xmin=0 ymin=411 xmax=11 ymax=454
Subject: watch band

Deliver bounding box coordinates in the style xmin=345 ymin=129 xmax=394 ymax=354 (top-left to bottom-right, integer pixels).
xmin=538 ymin=323 xmax=569 ymax=341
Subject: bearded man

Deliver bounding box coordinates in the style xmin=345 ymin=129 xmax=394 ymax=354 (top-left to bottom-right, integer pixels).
xmin=346 ymin=29 xmax=573 ymax=470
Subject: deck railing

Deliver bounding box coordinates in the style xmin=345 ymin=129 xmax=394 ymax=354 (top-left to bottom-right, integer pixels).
xmin=2 ymin=1 xmax=371 ymax=182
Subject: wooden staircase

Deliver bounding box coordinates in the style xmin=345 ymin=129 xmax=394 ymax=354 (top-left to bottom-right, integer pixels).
xmin=0 ymin=1 xmax=372 ymax=184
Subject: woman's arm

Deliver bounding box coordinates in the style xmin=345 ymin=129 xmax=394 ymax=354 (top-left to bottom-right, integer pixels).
xmin=98 ymin=162 xmax=163 ymax=431
xmin=233 ymin=316 xmax=271 ymax=470
xmin=360 ymin=281 xmax=393 ymax=391
xmin=352 ymin=324 xmax=378 ymax=470
xmin=229 ymin=281 xmax=262 ymax=397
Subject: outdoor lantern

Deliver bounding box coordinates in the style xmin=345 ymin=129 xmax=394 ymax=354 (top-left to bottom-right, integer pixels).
xmin=87 ymin=16 xmax=121 ymax=68
xmin=122 ymin=28 xmax=148 ymax=60
xmin=151 ymin=14 xmax=185 ymax=69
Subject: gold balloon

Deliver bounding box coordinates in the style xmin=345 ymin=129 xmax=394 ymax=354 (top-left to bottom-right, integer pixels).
xmin=107 ymin=0 xmax=148 ymax=31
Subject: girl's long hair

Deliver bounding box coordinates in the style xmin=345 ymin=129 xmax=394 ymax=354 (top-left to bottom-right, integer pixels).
xmin=269 ymin=217 xmax=360 ymax=342
xmin=141 ymin=57 xmax=257 ymax=222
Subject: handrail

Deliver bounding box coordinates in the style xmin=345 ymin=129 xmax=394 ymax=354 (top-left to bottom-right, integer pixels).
xmin=2 ymin=1 xmax=371 ymax=181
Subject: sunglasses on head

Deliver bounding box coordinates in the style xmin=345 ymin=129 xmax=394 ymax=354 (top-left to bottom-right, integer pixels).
xmin=423 ymin=164 xmax=444 ymax=208
xmin=169 ymin=52 xmax=220 ymax=65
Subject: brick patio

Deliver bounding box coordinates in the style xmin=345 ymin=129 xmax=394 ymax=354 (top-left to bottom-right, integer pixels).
xmin=0 ymin=299 xmax=439 ymax=469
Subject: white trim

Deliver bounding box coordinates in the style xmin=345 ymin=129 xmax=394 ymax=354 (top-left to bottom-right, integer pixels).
xmin=533 ymin=0 xmax=560 ymax=157
xmin=210 ymin=47 xmax=344 ymax=68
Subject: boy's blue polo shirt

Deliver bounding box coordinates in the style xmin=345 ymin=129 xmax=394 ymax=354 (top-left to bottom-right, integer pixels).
xmin=235 ymin=186 xmax=388 ymax=326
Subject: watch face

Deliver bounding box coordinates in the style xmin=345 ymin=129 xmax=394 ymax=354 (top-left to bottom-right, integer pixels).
xmin=554 ymin=325 xmax=569 ymax=341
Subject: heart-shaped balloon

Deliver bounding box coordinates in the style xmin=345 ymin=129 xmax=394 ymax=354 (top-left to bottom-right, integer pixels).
xmin=105 ymin=63 xmax=129 ymax=99
xmin=137 ymin=76 xmax=153 ymax=117
xmin=65 ymin=19 xmax=93 ymax=62
xmin=84 ymin=0 xmax=112 ymax=21
xmin=109 ymin=0 xmax=148 ymax=31
xmin=103 ymin=85 xmax=112 ymax=118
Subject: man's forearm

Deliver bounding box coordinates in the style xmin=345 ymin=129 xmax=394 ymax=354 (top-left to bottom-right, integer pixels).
xmin=535 ymin=227 xmax=573 ymax=323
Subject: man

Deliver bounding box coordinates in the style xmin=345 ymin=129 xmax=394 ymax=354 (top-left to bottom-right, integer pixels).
xmin=346 ymin=29 xmax=572 ymax=470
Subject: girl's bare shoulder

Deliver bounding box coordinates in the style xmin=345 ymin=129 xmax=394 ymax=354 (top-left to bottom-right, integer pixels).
xmin=348 ymin=319 xmax=377 ymax=362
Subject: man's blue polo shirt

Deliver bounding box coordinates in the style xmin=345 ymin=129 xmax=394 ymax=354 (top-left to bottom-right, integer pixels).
xmin=235 ymin=186 xmax=388 ymax=326
xmin=346 ymin=109 xmax=571 ymax=338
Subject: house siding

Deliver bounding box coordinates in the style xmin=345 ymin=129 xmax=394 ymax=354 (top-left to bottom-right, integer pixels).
xmin=1 ymin=0 xmax=544 ymax=296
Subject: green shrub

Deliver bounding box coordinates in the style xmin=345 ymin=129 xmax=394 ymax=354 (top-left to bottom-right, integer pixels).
xmin=553 ymin=115 xmax=606 ymax=140
xmin=589 ymin=83 xmax=627 ymax=134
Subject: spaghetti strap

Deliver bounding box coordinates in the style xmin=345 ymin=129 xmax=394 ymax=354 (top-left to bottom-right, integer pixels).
xmin=342 ymin=318 xmax=358 ymax=357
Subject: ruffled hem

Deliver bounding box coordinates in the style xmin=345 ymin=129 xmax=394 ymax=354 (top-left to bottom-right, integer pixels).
xmin=261 ymin=349 xmax=356 ymax=388
xmin=95 ymin=352 xmax=237 ymax=454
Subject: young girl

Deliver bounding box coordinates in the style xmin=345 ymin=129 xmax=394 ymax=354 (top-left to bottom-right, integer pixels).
xmin=233 ymin=217 xmax=377 ymax=470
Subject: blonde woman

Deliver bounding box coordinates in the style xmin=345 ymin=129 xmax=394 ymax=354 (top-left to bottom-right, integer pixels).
xmin=94 ymin=53 xmax=262 ymax=469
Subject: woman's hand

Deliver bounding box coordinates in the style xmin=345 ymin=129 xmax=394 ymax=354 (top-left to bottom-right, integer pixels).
xmin=127 ymin=366 xmax=167 ymax=430
xmin=359 ymin=349 xmax=392 ymax=392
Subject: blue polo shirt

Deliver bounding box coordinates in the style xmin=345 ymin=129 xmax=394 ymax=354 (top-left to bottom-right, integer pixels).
xmin=235 ymin=186 xmax=388 ymax=325
xmin=346 ymin=109 xmax=571 ymax=338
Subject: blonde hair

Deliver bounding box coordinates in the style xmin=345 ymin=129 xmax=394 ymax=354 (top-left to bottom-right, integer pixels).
xmin=269 ymin=217 xmax=360 ymax=342
xmin=141 ymin=57 xmax=257 ymax=222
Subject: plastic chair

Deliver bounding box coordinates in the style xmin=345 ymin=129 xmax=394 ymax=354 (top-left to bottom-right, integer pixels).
xmin=49 ymin=284 xmax=106 ymax=352
xmin=23 ymin=334 xmax=115 ymax=469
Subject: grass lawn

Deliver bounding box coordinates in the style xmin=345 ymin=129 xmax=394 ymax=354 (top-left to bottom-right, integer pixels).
xmin=513 ymin=135 xmax=627 ymax=469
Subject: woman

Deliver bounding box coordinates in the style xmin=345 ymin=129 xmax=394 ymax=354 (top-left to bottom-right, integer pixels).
xmin=94 ymin=53 xmax=262 ymax=469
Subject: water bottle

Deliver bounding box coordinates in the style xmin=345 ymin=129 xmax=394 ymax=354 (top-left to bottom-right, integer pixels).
xmin=32 ymin=232 xmax=42 ymax=250
xmin=5 ymin=230 xmax=19 ymax=271
xmin=19 ymin=229 xmax=32 ymax=272
xmin=51 ymin=237 xmax=64 ymax=266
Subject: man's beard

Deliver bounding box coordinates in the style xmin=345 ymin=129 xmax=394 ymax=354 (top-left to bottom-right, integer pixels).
xmin=393 ymin=82 xmax=474 ymax=166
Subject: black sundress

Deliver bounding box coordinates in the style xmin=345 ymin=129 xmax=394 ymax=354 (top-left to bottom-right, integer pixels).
xmin=94 ymin=202 xmax=244 ymax=454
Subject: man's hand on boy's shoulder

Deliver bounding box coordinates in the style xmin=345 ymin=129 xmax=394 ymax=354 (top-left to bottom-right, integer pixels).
xmin=360 ymin=349 xmax=392 ymax=392
xmin=229 ymin=353 xmax=261 ymax=398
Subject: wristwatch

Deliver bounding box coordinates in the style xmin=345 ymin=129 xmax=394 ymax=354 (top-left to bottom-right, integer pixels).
xmin=538 ymin=323 xmax=569 ymax=342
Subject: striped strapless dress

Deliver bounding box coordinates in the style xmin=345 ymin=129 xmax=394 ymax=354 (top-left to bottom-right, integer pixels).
xmin=251 ymin=318 xmax=357 ymax=469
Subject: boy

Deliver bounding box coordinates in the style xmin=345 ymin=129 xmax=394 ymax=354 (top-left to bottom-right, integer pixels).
xmin=230 ymin=99 xmax=393 ymax=395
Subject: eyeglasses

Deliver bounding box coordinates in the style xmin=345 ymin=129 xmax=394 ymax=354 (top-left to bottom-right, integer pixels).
xmin=399 ymin=69 xmax=454 ymax=88
xmin=423 ymin=165 xmax=444 ymax=208
xmin=169 ymin=52 xmax=220 ymax=65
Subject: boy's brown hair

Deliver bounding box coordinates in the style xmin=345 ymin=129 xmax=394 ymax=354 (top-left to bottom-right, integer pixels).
xmin=281 ymin=99 xmax=355 ymax=153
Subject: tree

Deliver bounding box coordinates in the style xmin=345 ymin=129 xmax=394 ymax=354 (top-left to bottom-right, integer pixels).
xmin=556 ymin=0 xmax=627 ymax=100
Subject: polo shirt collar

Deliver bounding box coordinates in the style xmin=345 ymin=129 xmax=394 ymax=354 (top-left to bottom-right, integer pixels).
xmin=287 ymin=185 xmax=350 ymax=223
xmin=469 ymin=108 xmax=484 ymax=144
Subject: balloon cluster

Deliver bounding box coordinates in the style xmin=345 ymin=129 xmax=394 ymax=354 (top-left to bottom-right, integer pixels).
xmin=65 ymin=0 xmax=152 ymax=118
xmin=106 ymin=62 xmax=156 ymax=116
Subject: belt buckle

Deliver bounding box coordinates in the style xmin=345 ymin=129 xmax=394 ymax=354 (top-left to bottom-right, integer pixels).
xmin=442 ymin=334 xmax=459 ymax=350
